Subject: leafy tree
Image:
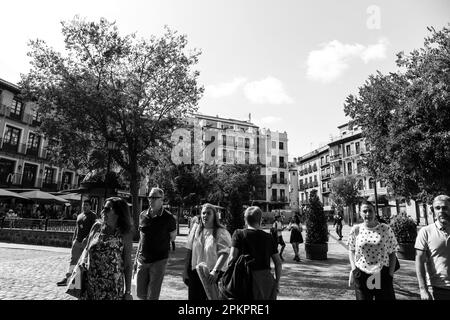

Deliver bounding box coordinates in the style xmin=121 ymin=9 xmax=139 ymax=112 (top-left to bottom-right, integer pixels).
xmin=344 ymin=25 xmax=450 ymax=203
xmin=330 ymin=175 xmax=360 ymax=220
xmin=305 ymin=190 xmax=328 ymax=244
xmin=20 ymin=16 xmax=203 ymax=229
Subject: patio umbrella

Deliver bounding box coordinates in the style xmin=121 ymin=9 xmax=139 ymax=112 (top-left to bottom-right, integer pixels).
xmin=19 ymin=190 xmax=69 ymax=204
xmin=0 ymin=189 xmax=31 ymax=200
xmin=59 ymin=193 xmax=81 ymax=201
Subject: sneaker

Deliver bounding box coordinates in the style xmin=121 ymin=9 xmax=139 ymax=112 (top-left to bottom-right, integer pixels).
xmin=56 ymin=278 xmax=67 ymax=286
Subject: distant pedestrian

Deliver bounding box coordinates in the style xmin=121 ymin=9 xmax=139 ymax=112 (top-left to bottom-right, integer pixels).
xmin=183 ymin=203 xmax=231 ymax=300
xmin=348 ymin=201 xmax=398 ymax=300
xmin=288 ymin=215 xmax=303 ymax=262
xmin=415 ymin=195 xmax=450 ymax=300
xmin=79 ymin=197 xmax=134 ymax=300
xmin=228 ymin=206 xmax=282 ymax=299
xmin=133 ymin=187 xmax=177 ymax=300
xmin=272 ymin=214 xmax=286 ymax=261
xmin=333 ymin=211 xmax=343 ymax=240
xmin=57 ymin=199 xmax=97 ymax=286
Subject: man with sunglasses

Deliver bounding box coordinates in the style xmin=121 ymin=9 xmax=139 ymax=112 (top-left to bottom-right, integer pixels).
xmin=415 ymin=194 xmax=450 ymax=300
xmin=56 ymin=199 xmax=97 ymax=286
xmin=133 ymin=187 xmax=177 ymax=300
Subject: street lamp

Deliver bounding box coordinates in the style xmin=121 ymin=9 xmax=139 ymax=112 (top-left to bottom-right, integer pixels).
xmin=104 ymin=140 xmax=118 ymax=200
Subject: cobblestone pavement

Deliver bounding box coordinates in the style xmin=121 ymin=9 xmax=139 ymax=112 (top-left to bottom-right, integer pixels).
xmin=0 ymin=224 xmax=420 ymax=300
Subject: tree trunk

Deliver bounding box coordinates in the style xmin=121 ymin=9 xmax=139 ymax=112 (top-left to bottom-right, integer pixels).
xmin=129 ymin=156 xmax=141 ymax=241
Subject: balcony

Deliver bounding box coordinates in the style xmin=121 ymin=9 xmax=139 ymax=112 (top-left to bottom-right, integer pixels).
xmin=0 ymin=139 xmax=48 ymax=160
xmin=7 ymin=111 xmax=22 ymax=122
xmin=299 ymin=184 xmax=305 ymax=191
xmin=330 ymin=154 xmax=342 ymax=161
xmin=0 ymin=104 xmax=9 ymax=116
xmin=320 ymin=160 xmax=329 ymax=167
xmin=321 ymin=172 xmax=331 ymax=180
xmin=322 ymin=187 xmax=331 ymax=194
xmin=271 ymin=177 xmax=277 ymax=184
xmin=279 ymin=162 xmax=287 ymax=169
xmin=270 ymin=196 xmax=277 ymax=202
xmin=312 ymin=164 xmax=318 ymax=172
xmin=279 ymin=196 xmax=288 ymax=203
xmin=279 ymin=178 xmax=287 ymax=184
xmin=313 ymin=181 xmax=319 ymax=187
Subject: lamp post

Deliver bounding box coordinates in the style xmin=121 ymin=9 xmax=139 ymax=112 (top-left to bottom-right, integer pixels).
xmin=104 ymin=140 xmax=117 ymax=200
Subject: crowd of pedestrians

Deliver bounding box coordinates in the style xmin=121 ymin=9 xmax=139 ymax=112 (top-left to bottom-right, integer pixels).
xmin=58 ymin=187 xmax=450 ymax=301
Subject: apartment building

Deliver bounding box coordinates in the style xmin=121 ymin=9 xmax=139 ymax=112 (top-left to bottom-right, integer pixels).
xmin=183 ymin=114 xmax=289 ymax=211
xmin=0 ymin=78 xmax=83 ymax=192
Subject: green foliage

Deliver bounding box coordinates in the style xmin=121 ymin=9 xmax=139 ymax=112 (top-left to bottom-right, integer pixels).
xmin=20 ymin=16 xmax=203 ymax=225
xmin=343 ymin=25 xmax=450 ymax=203
xmin=305 ymin=190 xmax=329 ymax=244
xmin=389 ymin=215 xmax=418 ymax=243
xmin=330 ymin=175 xmax=359 ymax=212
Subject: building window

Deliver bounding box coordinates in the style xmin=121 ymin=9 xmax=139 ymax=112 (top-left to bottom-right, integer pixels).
xmin=346 ymin=145 xmax=351 ymax=157
xmin=272 ymin=189 xmax=277 ymax=201
xmin=279 ymin=156 xmax=285 ymax=168
xmin=10 ymin=98 xmax=23 ymax=118
xmin=326 ymin=155 xmax=329 ymax=163
xmin=355 ymin=142 xmax=360 ymax=154
xmin=272 ymin=141 xmax=276 ymax=149
xmin=369 ymin=178 xmax=375 ymax=189
xmin=380 ymin=180 xmax=386 ymax=188
xmin=222 ymin=135 xmax=227 ymax=147
xmin=280 ymin=189 xmax=285 ymax=201
xmin=44 ymin=167 xmax=56 ymax=184
xmin=27 ymin=133 xmax=40 ymax=155
xmin=222 ymin=148 xmax=227 ymax=163
xmin=280 ymin=171 xmax=285 ymax=184
xmin=245 ymin=138 xmax=250 ymax=149
xmin=3 ymin=125 xmax=21 ymax=146
xmin=347 ymin=162 xmax=352 ymax=175
xmin=245 ymin=152 xmax=250 ymax=165
xmin=358 ymin=179 xmax=364 ymax=190
xmin=279 ymin=141 xmax=284 ymax=150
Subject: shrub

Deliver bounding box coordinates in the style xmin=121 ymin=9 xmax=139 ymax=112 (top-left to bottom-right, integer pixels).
xmin=305 ymin=190 xmax=329 ymax=244
xmin=390 ymin=215 xmax=418 ymax=243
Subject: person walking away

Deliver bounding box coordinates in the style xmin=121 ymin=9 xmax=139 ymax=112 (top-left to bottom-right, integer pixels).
xmin=133 ymin=187 xmax=176 ymax=300
xmin=272 ymin=214 xmax=286 ymax=261
xmin=183 ymin=204 xmax=231 ymax=300
xmin=348 ymin=201 xmax=399 ymax=300
xmin=57 ymin=199 xmax=97 ymax=286
xmin=229 ymin=206 xmax=282 ymax=299
xmin=415 ymin=195 xmax=450 ymax=300
xmin=78 ymin=197 xmax=133 ymax=300
xmin=333 ymin=211 xmax=344 ymax=240
xmin=288 ymin=215 xmax=303 ymax=262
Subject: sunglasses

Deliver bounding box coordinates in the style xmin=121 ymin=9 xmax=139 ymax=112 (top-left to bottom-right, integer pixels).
xmin=102 ymin=206 xmax=113 ymax=213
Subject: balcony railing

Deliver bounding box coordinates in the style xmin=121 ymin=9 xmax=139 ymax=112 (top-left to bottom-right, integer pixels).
xmin=279 ymin=162 xmax=287 ymax=169
xmin=271 ymin=177 xmax=277 ymax=184
xmin=279 ymin=178 xmax=287 ymax=184
xmin=0 ymin=172 xmax=63 ymax=190
xmin=321 ymin=172 xmax=331 ymax=180
xmin=0 ymin=138 xmax=49 ymax=160
xmin=330 ymin=154 xmax=342 ymax=161
xmin=313 ymin=181 xmax=319 ymax=187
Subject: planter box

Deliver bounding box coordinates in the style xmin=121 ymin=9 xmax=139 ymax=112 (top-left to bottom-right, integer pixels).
xmin=397 ymin=243 xmax=415 ymax=261
xmin=305 ymin=243 xmax=328 ymax=260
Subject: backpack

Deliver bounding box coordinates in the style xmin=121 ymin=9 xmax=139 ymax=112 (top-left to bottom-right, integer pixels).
xmin=218 ymin=253 xmax=255 ymax=300
xmin=354 ymin=224 xmax=400 ymax=272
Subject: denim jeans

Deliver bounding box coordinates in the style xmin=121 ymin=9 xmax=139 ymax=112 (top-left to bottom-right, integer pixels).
xmin=136 ymin=259 xmax=168 ymax=300
xmin=353 ymin=266 xmax=396 ymax=300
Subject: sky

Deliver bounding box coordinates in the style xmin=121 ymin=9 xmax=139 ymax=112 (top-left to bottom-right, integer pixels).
xmin=0 ymin=0 xmax=448 ymax=160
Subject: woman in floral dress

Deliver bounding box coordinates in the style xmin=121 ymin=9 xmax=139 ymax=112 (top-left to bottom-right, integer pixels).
xmin=79 ymin=197 xmax=134 ymax=300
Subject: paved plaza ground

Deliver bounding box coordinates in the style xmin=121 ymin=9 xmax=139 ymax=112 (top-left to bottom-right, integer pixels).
xmin=0 ymin=223 xmax=420 ymax=300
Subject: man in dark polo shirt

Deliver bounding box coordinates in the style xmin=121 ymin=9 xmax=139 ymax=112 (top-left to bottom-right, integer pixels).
xmin=56 ymin=199 xmax=97 ymax=286
xmin=134 ymin=187 xmax=176 ymax=300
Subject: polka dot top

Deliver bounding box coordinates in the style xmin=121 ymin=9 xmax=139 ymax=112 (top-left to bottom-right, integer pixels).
xmin=347 ymin=223 xmax=399 ymax=274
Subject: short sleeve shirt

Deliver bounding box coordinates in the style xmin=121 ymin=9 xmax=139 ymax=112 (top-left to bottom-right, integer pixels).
xmin=347 ymin=223 xmax=399 ymax=274
xmin=232 ymin=228 xmax=278 ymax=271
xmin=137 ymin=209 xmax=177 ymax=263
xmin=185 ymin=224 xmax=232 ymax=272
xmin=414 ymin=221 xmax=450 ymax=288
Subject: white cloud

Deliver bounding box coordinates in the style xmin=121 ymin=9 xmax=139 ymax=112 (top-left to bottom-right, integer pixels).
xmin=205 ymin=77 xmax=247 ymax=98
xmin=306 ymin=39 xmax=389 ymax=83
xmin=243 ymin=77 xmax=294 ymax=104
xmin=361 ymin=39 xmax=388 ymax=63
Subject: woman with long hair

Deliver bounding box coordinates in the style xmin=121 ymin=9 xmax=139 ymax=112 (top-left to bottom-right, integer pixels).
xmin=78 ymin=197 xmax=134 ymax=300
xmin=288 ymin=215 xmax=303 ymax=262
xmin=183 ymin=203 xmax=231 ymax=300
